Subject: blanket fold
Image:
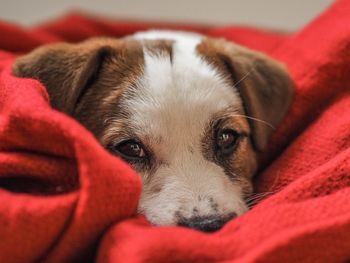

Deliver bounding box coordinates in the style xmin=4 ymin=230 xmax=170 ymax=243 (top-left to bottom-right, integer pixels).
xmin=1 ymin=1 xmax=350 ymax=262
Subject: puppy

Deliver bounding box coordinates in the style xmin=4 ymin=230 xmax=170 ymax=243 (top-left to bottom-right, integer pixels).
xmin=13 ymin=30 xmax=293 ymax=232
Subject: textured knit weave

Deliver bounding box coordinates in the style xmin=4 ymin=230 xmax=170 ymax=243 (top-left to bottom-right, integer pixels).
xmin=0 ymin=0 xmax=350 ymax=262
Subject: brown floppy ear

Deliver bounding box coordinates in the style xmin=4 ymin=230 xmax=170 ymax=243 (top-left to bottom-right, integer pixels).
xmin=220 ymin=43 xmax=294 ymax=151
xmin=13 ymin=40 xmax=112 ymax=115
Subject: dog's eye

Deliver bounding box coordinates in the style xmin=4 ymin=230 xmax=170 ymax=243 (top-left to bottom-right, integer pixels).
xmin=109 ymin=140 xmax=146 ymax=160
xmin=216 ymin=129 xmax=240 ymax=155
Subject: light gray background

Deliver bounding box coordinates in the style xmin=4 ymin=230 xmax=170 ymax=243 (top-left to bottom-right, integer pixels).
xmin=0 ymin=0 xmax=334 ymax=31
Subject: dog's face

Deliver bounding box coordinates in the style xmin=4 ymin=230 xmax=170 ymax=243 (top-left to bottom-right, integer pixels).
xmin=13 ymin=31 xmax=293 ymax=231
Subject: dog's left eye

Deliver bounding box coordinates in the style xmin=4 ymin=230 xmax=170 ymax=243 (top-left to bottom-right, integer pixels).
xmin=216 ymin=129 xmax=240 ymax=155
xmin=109 ymin=139 xmax=147 ymax=160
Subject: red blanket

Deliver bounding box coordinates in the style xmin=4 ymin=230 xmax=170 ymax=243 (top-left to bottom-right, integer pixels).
xmin=1 ymin=1 xmax=350 ymax=262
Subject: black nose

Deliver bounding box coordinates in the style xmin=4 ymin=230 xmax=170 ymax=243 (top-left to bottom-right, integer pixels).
xmin=178 ymin=214 xmax=236 ymax=232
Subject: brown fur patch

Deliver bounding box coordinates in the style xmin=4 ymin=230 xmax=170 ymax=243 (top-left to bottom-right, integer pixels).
xmin=72 ymin=39 xmax=145 ymax=139
xmin=13 ymin=38 xmax=146 ymax=140
xmin=197 ymin=38 xmax=294 ymax=151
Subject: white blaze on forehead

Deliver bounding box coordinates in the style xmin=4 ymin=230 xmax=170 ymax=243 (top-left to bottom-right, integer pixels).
xmin=127 ymin=30 xmax=242 ymax=145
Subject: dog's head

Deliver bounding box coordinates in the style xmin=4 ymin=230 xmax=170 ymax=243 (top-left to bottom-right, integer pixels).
xmin=13 ymin=31 xmax=293 ymax=232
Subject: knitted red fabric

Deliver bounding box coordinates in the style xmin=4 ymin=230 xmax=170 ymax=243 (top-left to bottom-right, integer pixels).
xmin=0 ymin=1 xmax=350 ymax=262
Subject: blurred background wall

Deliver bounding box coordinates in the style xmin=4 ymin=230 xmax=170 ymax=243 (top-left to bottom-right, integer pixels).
xmin=0 ymin=0 xmax=334 ymax=31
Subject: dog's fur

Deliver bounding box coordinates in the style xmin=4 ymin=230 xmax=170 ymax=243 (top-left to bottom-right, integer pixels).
xmin=13 ymin=31 xmax=293 ymax=232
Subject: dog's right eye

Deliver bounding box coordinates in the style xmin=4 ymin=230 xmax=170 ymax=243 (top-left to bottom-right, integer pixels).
xmin=109 ymin=139 xmax=147 ymax=161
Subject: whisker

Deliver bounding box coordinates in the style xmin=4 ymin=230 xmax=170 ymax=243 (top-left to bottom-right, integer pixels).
xmin=232 ymin=114 xmax=275 ymax=129
xmin=245 ymin=192 xmax=273 ymax=202
xmin=246 ymin=194 xmax=271 ymax=202
xmin=245 ymin=191 xmax=276 ymax=208
xmin=233 ymin=66 xmax=256 ymax=87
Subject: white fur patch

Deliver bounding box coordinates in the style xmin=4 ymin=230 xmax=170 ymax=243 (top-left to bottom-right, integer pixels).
xmin=122 ymin=31 xmax=246 ymax=225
